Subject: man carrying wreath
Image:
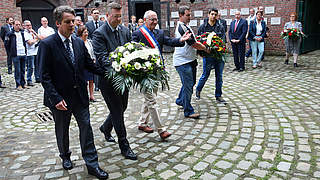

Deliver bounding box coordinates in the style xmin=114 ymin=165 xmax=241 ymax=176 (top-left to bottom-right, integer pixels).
xmin=92 ymin=2 xmax=137 ymax=160
xmin=195 ymin=8 xmax=227 ymax=104
xmin=132 ymin=10 xmax=191 ymax=140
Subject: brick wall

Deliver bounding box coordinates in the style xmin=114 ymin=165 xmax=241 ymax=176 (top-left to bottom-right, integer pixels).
xmin=0 ymin=0 xmax=300 ymax=64
xmin=0 ymin=0 xmax=22 ymax=64
xmin=166 ymin=0 xmax=298 ymax=54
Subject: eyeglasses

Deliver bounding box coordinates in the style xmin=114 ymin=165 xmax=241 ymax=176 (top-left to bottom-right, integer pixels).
xmin=148 ymin=18 xmax=158 ymax=22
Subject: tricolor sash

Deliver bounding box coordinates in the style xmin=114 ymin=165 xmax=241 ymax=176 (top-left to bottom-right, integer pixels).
xmin=139 ymin=25 xmax=164 ymax=65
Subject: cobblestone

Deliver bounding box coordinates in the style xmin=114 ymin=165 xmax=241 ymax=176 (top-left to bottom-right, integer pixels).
xmin=1 ymin=52 xmax=320 ymax=179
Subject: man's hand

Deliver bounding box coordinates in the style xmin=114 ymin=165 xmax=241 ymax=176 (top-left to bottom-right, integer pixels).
xmin=179 ymin=31 xmax=191 ymax=42
xmin=55 ymin=100 xmax=68 ymax=111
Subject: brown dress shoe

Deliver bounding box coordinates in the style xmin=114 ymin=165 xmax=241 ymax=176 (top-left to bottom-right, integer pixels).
xmin=186 ymin=113 xmax=200 ymax=119
xmin=160 ymin=131 xmax=171 ymax=140
xmin=138 ymin=125 xmax=154 ymax=133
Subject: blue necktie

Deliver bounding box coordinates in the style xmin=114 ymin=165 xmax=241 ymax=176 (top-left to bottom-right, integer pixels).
xmin=64 ymin=39 xmax=74 ymax=64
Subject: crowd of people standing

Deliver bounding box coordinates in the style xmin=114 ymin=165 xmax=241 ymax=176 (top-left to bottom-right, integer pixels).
xmin=0 ymin=3 xmax=304 ymax=179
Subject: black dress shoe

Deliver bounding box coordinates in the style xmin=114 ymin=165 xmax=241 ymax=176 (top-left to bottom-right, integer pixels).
xmin=121 ymin=147 xmax=137 ymax=160
xmin=62 ymin=158 xmax=73 ymax=170
xmin=284 ymin=59 xmax=289 ymax=64
xmin=232 ymin=68 xmax=239 ymax=71
xmin=0 ymin=84 xmax=5 ymax=88
xmin=99 ymin=126 xmax=116 ymax=142
xmin=238 ymin=68 xmax=244 ymax=72
xmin=87 ymin=166 xmax=108 ymax=179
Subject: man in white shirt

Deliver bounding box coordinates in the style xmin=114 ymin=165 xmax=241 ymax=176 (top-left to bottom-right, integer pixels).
xmin=6 ymin=20 xmax=27 ymax=90
xmin=24 ymin=20 xmax=40 ymax=86
xmin=38 ymin=17 xmax=55 ymax=40
xmin=173 ymin=6 xmax=208 ymax=119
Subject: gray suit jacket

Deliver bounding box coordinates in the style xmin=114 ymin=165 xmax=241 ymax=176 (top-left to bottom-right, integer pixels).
xmin=92 ymin=23 xmax=131 ymax=71
xmin=85 ymin=20 xmax=104 ymax=39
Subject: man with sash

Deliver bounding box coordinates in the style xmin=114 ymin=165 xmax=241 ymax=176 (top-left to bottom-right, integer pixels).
xmin=132 ymin=10 xmax=191 ymax=140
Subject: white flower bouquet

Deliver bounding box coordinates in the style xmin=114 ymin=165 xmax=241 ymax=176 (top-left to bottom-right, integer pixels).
xmin=106 ymin=42 xmax=169 ymax=95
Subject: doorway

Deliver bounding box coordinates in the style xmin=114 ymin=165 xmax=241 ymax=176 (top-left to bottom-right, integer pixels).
xmin=299 ymin=0 xmax=320 ymax=53
xmin=17 ymin=0 xmax=56 ymax=31
xmin=135 ymin=2 xmax=153 ymax=20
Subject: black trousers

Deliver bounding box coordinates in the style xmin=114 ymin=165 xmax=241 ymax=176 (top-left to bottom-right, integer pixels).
xmin=50 ymin=106 xmax=99 ymax=168
xmin=5 ymin=47 xmax=12 ymax=72
xmin=99 ymin=76 xmax=128 ymax=142
xmin=231 ymin=42 xmax=246 ymax=69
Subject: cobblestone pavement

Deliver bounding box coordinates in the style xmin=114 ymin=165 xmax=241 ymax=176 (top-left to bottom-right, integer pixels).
xmin=0 ymin=51 xmax=320 ymax=180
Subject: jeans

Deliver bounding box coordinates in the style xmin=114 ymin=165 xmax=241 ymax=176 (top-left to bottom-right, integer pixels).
xmin=196 ymin=57 xmax=225 ymax=98
xmin=175 ymin=60 xmax=197 ymax=117
xmin=250 ymin=40 xmax=264 ymax=66
xmin=12 ymin=56 xmax=26 ymax=88
xmin=26 ymin=55 xmax=35 ymax=83
xmin=245 ymin=43 xmax=252 ymax=57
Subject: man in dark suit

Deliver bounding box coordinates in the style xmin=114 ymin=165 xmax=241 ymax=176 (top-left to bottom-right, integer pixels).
xmin=86 ymin=8 xmax=103 ymax=92
xmin=217 ymin=12 xmax=227 ymax=35
xmin=1 ymin=17 xmax=14 ymax=74
xmin=38 ymin=6 xmax=108 ymax=179
xmin=229 ymin=10 xmax=248 ymax=72
xmin=92 ymin=2 xmax=137 ymax=160
xmin=132 ymin=10 xmax=190 ymax=140
xmin=85 ymin=8 xmax=104 ymax=40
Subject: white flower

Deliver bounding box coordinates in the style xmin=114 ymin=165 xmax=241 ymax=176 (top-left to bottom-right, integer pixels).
xmin=120 ymin=58 xmax=130 ymax=68
xmin=127 ymin=43 xmax=134 ymax=51
xmin=134 ymin=62 xmax=142 ymax=70
xmin=156 ymin=58 xmax=161 ymax=66
xmin=112 ymin=61 xmax=121 ymax=72
xmin=145 ymin=61 xmax=152 ymax=68
xmin=114 ymin=64 xmax=121 ymax=72
xmin=123 ymin=51 xmax=130 ymax=58
xmin=111 ymin=53 xmax=117 ymax=59
xmin=206 ymin=31 xmax=216 ymax=46
xmin=118 ymin=46 xmax=125 ymax=53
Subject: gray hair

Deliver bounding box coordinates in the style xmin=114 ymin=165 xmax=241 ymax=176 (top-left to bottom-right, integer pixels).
xmin=106 ymin=2 xmax=121 ymax=14
xmin=23 ymin=20 xmax=31 ymax=25
xmin=53 ymin=6 xmax=75 ymax=23
xmin=143 ymin=10 xmax=156 ymax=19
xmin=178 ymin=6 xmax=190 ymax=15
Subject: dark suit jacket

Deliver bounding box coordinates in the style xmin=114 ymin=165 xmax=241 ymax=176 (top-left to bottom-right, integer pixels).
xmin=131 ymin=28 xmax=183 ymax=54
xmin=38 ymin=33 xmax=103 ymax=109
xmin=229 ymin=18 xmax=248 ymax=43
xmin=6 ymin=29 xmax=27 ymax=57
xmin=248 ymin=20 xmax=267 ymax=42
xmin=85 ymin=20 xmax=104 ymax=39
xmin=0 ymin=24 xmax=10 ymax=42
xmin=92 ymin=23 xmax=131 ymax=71
xmin=219 ymin=19 xmax=227 ymax=33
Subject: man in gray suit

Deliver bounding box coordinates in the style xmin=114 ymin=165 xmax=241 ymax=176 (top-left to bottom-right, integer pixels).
xmin=92 ymin=2 xmax=137 ymax=160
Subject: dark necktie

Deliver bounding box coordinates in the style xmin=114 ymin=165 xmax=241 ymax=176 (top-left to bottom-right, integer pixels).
xmin=95 ymin=21 xmax=99 ymax=29
xmin=64 ymin=39 xmax=75 ymax=64
xmin=114 ymin=30 xmax=120 ymax=45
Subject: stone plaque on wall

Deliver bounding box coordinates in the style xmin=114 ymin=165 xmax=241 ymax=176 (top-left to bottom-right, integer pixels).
xmin=220 ymin=9 xmax=227 ymax=16
xmin=230 ymin=9 xmax=238 ymax=16
xmin=265 ymin=6 xmax=275 ymax=14
xmin=241 ymin=8 xmax=249 ymax=15
xmin=271 ymin=17 xmax=281 ymax=25
xmin=171 ymin=12 xmax=179 ymax=18
xmin=194 ymin=11 xmax=203 ymax=17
